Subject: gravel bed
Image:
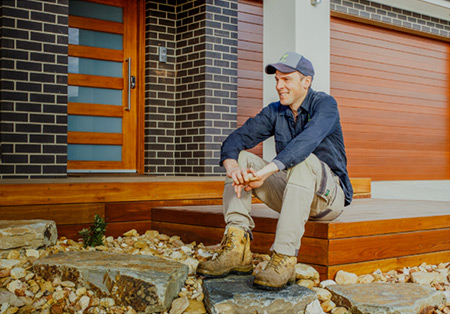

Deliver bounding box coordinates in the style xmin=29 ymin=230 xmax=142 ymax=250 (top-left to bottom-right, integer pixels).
xmin=0 ymin=229 xmax=448 ymax=314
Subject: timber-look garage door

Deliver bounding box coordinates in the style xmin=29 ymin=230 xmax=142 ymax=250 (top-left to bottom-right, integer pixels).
xmin=331 ymin=17 xmax=450 ymax=181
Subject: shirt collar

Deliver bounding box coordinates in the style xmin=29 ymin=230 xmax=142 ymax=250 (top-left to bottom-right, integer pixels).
xmin=278 ymin=88 xmax=314 ymax=116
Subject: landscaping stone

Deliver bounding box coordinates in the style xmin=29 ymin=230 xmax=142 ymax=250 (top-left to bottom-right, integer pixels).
xmin=411 ymin=270 xmax=448 ymax=285
xmin=0 ymin=290 xmax=24 ymax=307
xmin=32 ymin=251 xmax=188 ymax=313
xmin=0 ymin=226 xmax=448 ymax=313
xmin=295 ymin=263 xmax=320 ymax=281
xmin=202 ymin=275 xmax=317 ymax=314
xmin=0 ymin=220 xmax=57 ymax=257
xmin=305 ymin=299 xmax=326 ymax=314
xmin=335 ymin=270 xmax=358 ymax=284
xmin=327 ymin=283 xmax=445 ymax=313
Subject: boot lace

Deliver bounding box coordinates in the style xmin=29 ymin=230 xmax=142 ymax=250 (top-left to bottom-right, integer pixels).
xmin=212 ymin=232 xmax=236 ymax=261
xmin=266 ymin=252 xmax=286 ymax=273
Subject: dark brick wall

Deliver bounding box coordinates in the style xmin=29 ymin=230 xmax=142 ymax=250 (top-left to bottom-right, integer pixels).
xmin=144 ymin=0 xmax=177 ymax=175
xmin=331 ymin=0 xmax=450 ymax=38
xmin=145 ymin=0 xmax=238 ymax=176
xmin=0 ymin=0 xmax=68 ymax=179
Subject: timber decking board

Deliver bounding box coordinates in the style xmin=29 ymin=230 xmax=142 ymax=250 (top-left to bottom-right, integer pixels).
xmin=151 ymin=198 xmax=450 ymax=274
xmin=325 ymin=251 xmax=450 ymax=278
xmin=0 ymin=180 xmax=225 ymax=206
xmin=0 ymin=177 xmax=371 ymax=207
xmin=329 ymin=198 xmax=450 ymax=238
xmin=151 ymin=199 xmax=450 ymax=239
xmin=328 ymin=228 xmax=450 ymax=265
xmin=0 ymin=203 xmax=105 ymax=225
xmin=105 ymin=199 xmax=223 ymax=223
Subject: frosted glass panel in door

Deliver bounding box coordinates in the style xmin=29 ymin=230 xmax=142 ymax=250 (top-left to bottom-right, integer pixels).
xmin=68 ymin=144 xmax=122 ymax=161
xmin=68 ymin=116 xmax=122 ymax=133
xmin=68 ymin=57 xmax=122 ymax=77
xmin=69 ymin=28 xmax=123 ymax=50
xmin=68 ymin=86 xmax=122 ymax=106
xmin=69 ymin=0 xmax=123 ymax=22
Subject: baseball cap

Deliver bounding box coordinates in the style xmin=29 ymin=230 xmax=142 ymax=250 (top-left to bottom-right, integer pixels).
xmin=265 ymin=51 xmax=314 ymax=80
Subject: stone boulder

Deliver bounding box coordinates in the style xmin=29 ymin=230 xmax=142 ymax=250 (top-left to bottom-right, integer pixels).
xmin=33 ymin=251 xmax=188 ymax=313
xmin=0 ymin=220 xmax=57 ymax=257
xmin=327 ymin=283 xmax=445 ymax=313
xmin=203 ymin=275 xmax=316 ymax=314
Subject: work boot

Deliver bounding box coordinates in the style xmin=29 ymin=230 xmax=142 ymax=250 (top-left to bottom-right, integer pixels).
xmin=253 ymin=252 xmax=297 ymax=290
xmin=196 ymin=226 xmax=253 ymax=278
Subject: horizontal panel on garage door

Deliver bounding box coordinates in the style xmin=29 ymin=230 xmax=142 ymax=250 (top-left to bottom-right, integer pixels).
xmin=331 ymin=17 xmax=449 ymax=180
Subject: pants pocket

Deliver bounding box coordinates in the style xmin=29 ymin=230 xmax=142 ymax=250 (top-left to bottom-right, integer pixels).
xmin=310 ymin=162 xmax=339 ymax=218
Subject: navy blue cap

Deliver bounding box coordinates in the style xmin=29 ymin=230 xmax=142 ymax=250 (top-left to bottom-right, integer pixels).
xmin=265 ymin=51 xmax=315 ymax=80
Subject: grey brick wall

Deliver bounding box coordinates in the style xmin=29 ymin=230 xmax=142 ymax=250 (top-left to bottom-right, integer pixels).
xmin=144 ymin=0 xmax=177 ymax=175
xmin=145 ymin=0 xmax=238 ymax=176
xmin=0 ymin=0 xmax=68 ymax=179
xmin=331 ymin=0 xmax=450 ymax=38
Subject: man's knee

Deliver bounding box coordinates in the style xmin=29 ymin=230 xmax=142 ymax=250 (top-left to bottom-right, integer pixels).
xmin=237 ymin=151 xmax=266 ymax=170
xmin=237 ymin=151 xmax=254 ymax=165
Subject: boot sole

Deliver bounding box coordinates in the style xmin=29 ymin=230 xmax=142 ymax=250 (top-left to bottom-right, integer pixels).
xmin=197 ymin=266 xmax=253 ymax=279
xmin=253 ymin=279 xmax=295 ymax=291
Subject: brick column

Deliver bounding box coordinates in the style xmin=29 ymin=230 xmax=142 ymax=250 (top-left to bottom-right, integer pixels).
xmin=175 ymin=0 xmax=238 ymax=175
xmin=0 ymin=0 xmax=68 ymax=179
xmin=144 ymin=0 xmax=238 ymax=176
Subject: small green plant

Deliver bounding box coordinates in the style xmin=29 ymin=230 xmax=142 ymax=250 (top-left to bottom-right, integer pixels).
xmin=79 ymin=214 xmax=107 ymax=248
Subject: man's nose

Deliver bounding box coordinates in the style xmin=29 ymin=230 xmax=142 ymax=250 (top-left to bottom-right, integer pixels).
xmin=276 ymin=80 xmax=284 ymax=90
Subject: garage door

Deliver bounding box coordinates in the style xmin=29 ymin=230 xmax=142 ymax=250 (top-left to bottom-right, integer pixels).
xmin=331 ymin=17 xmax=450 ymax=180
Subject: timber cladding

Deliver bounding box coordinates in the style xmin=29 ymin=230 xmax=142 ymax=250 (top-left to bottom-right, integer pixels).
xmin=330 ymin=17 xmax=450 ymax=180
xmin=237 ymin=0 xmax=263 ymax=157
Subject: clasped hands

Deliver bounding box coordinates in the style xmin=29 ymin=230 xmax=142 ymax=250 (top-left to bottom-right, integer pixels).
xmin=223 ymin=159 xmax=279 ymax=198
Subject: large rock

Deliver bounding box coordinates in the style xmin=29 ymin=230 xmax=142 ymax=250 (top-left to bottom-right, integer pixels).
xmin=203 ymin=275 xmax=317 ymax=314
xmin=0 ymin=220 xmax=57 ymax=257
xmin=327 ymin=283 xmax=445 ymax=313
xmin=33 ymin=251 xmax=188 ymax=313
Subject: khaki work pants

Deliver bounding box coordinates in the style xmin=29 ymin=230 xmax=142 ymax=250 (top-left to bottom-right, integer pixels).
xmin=223 ymin=151 xmax=345 ymax=256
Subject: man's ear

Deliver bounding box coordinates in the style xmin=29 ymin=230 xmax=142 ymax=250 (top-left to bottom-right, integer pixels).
xmin=304 ymin=76 xmax=312 ymax=89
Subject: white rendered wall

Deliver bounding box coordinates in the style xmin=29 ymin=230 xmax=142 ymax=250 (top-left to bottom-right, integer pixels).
xmin=263 ymin=0 xmax=330 ymax=160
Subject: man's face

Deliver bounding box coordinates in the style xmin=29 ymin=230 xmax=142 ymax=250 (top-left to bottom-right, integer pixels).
xmin=275 ymin=70 xmax=311 ymax=108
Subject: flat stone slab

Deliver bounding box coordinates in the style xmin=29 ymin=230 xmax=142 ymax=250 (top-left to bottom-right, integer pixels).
xmin=203 ymin=275 xmax=317 ymax=314
xmin=0 ymin=220 xmax=57 ymax=257
xmin=33 ymin=251 xmax=188 ymax=313
xmin=328 ymin=283 xmax=445 ymax=314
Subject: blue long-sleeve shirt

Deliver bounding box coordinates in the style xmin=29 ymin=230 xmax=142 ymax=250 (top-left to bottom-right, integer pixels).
xmin=220 ymin=88 xmax=353 ymax=206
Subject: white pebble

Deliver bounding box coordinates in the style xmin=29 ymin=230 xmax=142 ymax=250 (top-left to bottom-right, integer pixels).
xmin=319 ymin=279 xmax=337 ymax=288
xmin=79 ymin=295 xmax=90 ymax=311
xmin=69 ymin=291 xmax=77 ymax=303
xmin=7 ymin=279 xmax=25 ymax=293
xmin=26 ymin=249 xmax=40 ymax=259
xmin=53 ymin=290 xmax=65 ymax=301
xmin=10 ymin=267 xmax=26 ymax=279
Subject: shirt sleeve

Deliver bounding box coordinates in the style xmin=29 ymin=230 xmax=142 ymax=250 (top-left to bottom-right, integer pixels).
xmin=220 ymin=104 xmax=276 ymax=166
xmin=274 ymin=95 xmax=340 ymax=169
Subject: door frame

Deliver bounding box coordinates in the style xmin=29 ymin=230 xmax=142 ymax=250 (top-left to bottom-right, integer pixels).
xmin=136 ymin=0 xmax=146 ymax=174
xmin=66 ymin=0 xmax=146 ymax=174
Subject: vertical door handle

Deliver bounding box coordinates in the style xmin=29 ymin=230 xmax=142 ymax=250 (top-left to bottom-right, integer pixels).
xmin=126 ymin=58 xmax=135 ymax=111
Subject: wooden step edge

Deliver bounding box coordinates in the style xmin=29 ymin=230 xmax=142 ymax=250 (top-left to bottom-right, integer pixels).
xmin=328 ymin=214 xmax=450 ymax=239
xmin=325 ymin=250 xmax=450 ymax=280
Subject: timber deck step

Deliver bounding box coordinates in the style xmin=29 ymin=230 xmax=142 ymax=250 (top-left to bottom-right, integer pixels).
xmin=0 ymin=177 xmax=371 ymax=239
xmin=151 ymin=199 xmax=450 ymax=280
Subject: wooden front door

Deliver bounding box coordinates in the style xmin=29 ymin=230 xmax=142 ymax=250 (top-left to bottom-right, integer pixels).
xmin=67 ymin=0 xmax=139 ymax=173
